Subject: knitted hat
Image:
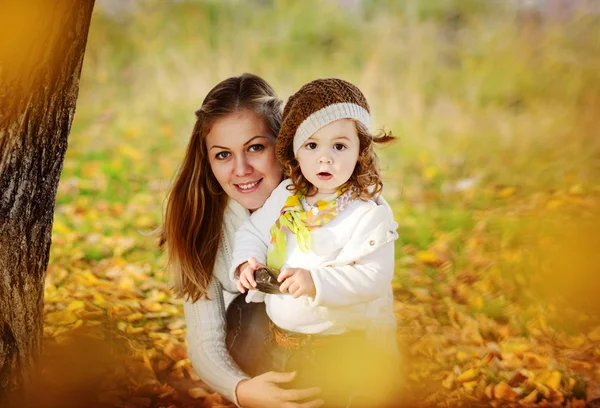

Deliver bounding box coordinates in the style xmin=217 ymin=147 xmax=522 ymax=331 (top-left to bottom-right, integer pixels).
xmin=277 ymin=78 xmax=371 ymax=163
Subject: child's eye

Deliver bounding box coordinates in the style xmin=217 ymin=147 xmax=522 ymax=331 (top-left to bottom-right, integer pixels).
xmin=305 ymin=142 xmax=317 ymax=150
xmin=333 ymin=143 xmax=347 ymax=151
xmin=248 ymin=144 xmax=265 ymax=153
xmin=215 ymin=151 xmax=231 ymax=160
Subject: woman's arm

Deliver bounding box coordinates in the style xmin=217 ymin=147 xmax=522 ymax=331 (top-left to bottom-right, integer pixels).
xmin=185 ymin=266 xmax=324 ymax=408
xmin=184 ymin=279 xmax=249 ymax=406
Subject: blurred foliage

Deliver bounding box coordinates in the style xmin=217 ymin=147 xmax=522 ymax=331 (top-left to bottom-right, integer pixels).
xmin=44 ymin=0 xmax=600 ymax=406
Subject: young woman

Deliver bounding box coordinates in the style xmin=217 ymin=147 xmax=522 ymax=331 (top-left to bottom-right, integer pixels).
xmin=160 ymin=73 xmax=323 ymax=408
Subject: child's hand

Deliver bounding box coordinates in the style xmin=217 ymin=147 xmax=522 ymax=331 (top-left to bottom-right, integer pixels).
xmin=236 ymin=257 xmax=263 ymax=293
xmin=277 ymin=268 xmax=316 ymax=298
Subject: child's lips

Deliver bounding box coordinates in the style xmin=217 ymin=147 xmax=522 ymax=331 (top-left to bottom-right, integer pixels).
xmin=317 ymin=172 xmax=333 ymax=180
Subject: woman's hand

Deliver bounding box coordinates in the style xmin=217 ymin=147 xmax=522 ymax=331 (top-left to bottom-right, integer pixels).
xmin=278 ymin=268 xmax=316 ymax=298
xmin=236 ymin=371 xmax=323 ymax=408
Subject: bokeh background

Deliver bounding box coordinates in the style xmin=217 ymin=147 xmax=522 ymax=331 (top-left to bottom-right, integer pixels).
xmin=43 ymin=0 xmax=600 ymax=406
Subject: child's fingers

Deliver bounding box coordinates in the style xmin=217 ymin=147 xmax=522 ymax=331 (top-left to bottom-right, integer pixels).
xmin=246 ymin=270 xmax=257 ymax=288
xmin=236 ymin=280 xmax=246 ymax=294
xmin=239 ymin=274 xmax=253 ymax=290
xmin=247 ymin=257 xmax=263 ymax=270
xmin=292 ymin=287 xmax=304 ymax=298
xmin=288 ymin=282 xmax=300 ymax=296
xmin=241 ymin=267 xmax=257 ymax=288
xmin=279 ymin=276 xmax=293 ymax=293
xmin=277 ymin=268 xmax=294 ymax=282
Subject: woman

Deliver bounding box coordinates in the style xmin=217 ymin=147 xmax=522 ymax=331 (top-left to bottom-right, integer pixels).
xmin=160 ymin=73 xmax=324 ymax=408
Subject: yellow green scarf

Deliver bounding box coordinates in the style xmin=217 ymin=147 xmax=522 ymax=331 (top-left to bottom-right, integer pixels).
xmin=266 ymin=185 xmax=359 ymax=271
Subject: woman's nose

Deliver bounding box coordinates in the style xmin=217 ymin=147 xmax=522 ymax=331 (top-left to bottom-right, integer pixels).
xmin=234 ymin=156 xmax=253 ymax=176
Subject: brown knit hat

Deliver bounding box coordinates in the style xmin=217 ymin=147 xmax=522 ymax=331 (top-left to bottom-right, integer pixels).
xmin=277 ymin=78 xmax=371 ymax=164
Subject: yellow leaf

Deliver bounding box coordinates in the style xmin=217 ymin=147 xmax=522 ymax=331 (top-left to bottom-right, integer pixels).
xmin=119 ymin=276 xmax=136 ymax=291
xmin=522 ymin=352 xmax=547 ymax=369
xmin=46 ymin=310 xmax=77 ymax=326
xmin=456 ymin=368 xmax=478 ymax=383
xmin=188 ymin=387 xmax=209 ymax=399
xmin=545 ymin=370 xmax=561 ymax=390
xmin=470 ymin=295 xmax=484 ymax=310
xmin=52 ymin=220 xmax=71 ymax=235
xmin=66 ymin=300 xmax=85 ymax=312
xmin=173 ymin=358 xmax=190 ymax=369
xmin=142 ymin=301 xmax=162 ymax=313
xmin=134 ymin=216 xmax=155 ymax=229
xmin=498 ymin=187 xmax=516 ymax=198
xmin=409 ymin=288 xmax=432 ymax=302
xmin=415 ymin=250 xmax=439 ymax=264
xmin=462 ymin=380 xmax=477 ymax=392
xmin=442 ymin=373 xmax=455 ymax=389
xmin=494 ymin=381 xmax=518 ymax=400
xmin=93 ymin=293 xmax=107 ymax=305
xmin=521 ymin=389 xmax=538 ymax=404
xmin=126 ymin=325 xmax=144 ymax=335
xmin=423 ymin=166 xmax=438 ymax=180
xmin=534 ymin=382 xmax=551 ymax=398
xmin=127 ymin=312 xmax=144 ymax=322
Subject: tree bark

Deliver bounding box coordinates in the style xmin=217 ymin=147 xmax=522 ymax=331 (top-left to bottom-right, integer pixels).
xmin=0 ymin=0 xmax=95 ymax=399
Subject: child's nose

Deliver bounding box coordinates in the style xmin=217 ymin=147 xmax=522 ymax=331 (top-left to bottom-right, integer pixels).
xmin=319 ymin=154 xmax=333 ymax=164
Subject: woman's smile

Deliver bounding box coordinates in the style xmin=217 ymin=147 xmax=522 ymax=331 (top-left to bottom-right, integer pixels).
xmin=235 ymin=178 xmax=262 ymax=193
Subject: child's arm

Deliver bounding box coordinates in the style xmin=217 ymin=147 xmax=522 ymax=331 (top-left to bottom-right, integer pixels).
xmin=307 ymin=205 xmax=398 ymax=307
xmin=229 ymin=180 xmax=292 ymax=282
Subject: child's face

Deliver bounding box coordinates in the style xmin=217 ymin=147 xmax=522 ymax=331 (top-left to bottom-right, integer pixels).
xmin=296 ymin=118 xmax=360 ymax=195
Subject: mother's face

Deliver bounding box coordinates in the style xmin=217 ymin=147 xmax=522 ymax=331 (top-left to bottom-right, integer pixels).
xmin=206 ymin=109 xmax=282 ymax=211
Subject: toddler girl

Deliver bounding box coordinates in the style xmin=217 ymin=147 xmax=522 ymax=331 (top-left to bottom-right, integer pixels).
xmin=230 ymin=78 xmax=400 ymax=407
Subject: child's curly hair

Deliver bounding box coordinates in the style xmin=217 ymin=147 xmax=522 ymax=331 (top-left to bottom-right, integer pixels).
xmin=283 ymin=121 xmax=396 ymax=200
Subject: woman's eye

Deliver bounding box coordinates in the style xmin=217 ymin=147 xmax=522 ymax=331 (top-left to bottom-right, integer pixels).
xmin=215 ymin=151 xmax=231 ymax=160
xmin=305 ymin=142 xmax=317 ymax=150
xmin=333 ymin=143 xmax=346 ymax=151
xmin=248 ymin=144 xmax=265 ymax=153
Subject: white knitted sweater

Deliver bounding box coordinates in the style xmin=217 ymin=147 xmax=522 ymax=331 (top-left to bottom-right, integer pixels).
xmin=183 ymin=198 xmax=250 ymax=407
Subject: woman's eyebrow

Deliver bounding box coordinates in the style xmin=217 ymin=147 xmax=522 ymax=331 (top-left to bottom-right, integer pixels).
xmin=243 ymin=135 xmax=268 ymax=146
xmin=209 ymin=144 xmax=229 ymax=150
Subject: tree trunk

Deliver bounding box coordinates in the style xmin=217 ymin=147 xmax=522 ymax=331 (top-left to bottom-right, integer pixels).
xmin=0 ymin=0 xmax=95 ymax=399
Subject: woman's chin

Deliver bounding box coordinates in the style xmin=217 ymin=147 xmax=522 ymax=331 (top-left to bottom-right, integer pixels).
xmin=232 ymin=191 xmax=268 ymax=212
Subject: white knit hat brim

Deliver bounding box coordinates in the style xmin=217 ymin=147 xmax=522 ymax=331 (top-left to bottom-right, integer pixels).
xmin=293 ymin=102 xmax=370 ymax=156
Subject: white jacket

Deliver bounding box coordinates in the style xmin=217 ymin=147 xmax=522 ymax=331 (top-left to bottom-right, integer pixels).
xmin=230 ymin=180 xmax=399 ymax=341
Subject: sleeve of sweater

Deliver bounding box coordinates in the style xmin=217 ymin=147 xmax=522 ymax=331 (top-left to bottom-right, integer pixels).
xmin=184 ymin=278 xmax=248 ymax=407
xmin=229 ymin=179 xmax=292 ymax=279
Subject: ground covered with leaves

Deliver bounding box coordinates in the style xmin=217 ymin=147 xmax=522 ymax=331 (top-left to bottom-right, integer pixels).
xmin=41 ymin=1 xmax=599 ymax=407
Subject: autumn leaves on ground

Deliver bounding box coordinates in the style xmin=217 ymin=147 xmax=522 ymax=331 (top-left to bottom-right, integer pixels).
xmin=39 ymin=1 xmax=599 ymax=407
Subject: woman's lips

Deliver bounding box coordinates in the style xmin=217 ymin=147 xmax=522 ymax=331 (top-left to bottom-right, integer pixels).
xmin=317 ymin=172 xmax=333 ymax=180
xmin=235 ymin=179 xmax=262 ymax=193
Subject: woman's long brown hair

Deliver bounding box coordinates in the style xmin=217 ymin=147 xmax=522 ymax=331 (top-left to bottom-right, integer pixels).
xmin=159 ymin=73 xmax=282 ymax=302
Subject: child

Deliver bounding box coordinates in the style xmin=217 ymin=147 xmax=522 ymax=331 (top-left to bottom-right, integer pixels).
xmin=230 ymin=78 xmax=400 ymax=407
